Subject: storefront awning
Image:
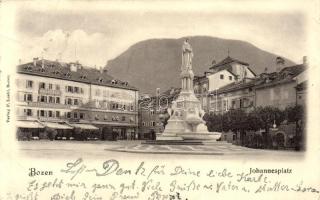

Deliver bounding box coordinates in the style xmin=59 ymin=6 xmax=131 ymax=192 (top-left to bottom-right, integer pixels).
xmin=16 ymin=120 xmax=44 ymax=129
xmin=42 ymin=122 xmax=73 ymax=129
xmin=69 ymin=123 xmax=99 ymax=130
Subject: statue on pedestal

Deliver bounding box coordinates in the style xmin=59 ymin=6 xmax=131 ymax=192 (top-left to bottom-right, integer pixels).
xmin=181 ymin=38 xmax=193 ymax=71
xmin=155 ymin=38 xmax=221 ymax=142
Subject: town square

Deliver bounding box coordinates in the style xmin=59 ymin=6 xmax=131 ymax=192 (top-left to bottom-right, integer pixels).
xmin=1 ymin=1 xmax=320 ymax=200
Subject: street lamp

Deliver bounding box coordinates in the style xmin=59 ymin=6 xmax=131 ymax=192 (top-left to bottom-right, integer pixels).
xmin=215 ymin=87 xmax=219 ymax=113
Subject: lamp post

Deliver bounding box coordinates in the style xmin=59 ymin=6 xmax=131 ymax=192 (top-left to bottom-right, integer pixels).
xmin=215 ymin=87 xmax=219 ymax=113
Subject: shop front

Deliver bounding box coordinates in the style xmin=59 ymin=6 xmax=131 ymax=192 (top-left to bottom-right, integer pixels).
xmin=16 ymin=120 xmax=45 ymax=140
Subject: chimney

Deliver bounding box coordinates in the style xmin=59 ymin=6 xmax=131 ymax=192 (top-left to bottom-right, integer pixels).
xmin=99 ymin=66 xmax=103 ymax=74
xmin=41 ymin=57 xmax=44 ymax=68
xmin=303 ymin=56 xmax=308 ymax=66
xmin=275 ymin=56 xmax=285 ymax=72
xmin=33 ymin=58 xmax=38 ymax=67
xmin=70 ymin=63 xmax=77 ymax=72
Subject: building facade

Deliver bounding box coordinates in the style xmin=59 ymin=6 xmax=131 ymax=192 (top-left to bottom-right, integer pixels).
xmin=207 ymin=56 xmax=256 ymax=92
xmin=255 ymin=64 xmax=306 ymax=109
xmin=208 ymin=79 xmax=256 ymax=114
xmin=16 ymin=58 xmax=139 ymax=140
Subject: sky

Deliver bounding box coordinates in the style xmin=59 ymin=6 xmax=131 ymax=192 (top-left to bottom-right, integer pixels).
xmin=12 ymin=1 xmax=307 ymax=67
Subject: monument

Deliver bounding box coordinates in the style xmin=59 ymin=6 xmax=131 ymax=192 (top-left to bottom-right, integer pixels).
xmin=156 ymin=39 xmax=221 ymax=142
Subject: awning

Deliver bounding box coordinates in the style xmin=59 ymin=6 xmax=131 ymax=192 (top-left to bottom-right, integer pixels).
xmin=42 ymin=122 xmax=73 ymax=129
xmin=16 ymin=120 xmax=44 ymax=129
xmin=69 ymin=123 xmax=99 ymax=130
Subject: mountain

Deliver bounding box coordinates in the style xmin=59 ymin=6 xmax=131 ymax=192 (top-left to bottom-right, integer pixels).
xmin=106 ymin=36 xmax=295 ymax=94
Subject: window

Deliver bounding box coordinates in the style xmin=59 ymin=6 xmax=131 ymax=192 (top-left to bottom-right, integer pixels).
xmin=67 ymin=86 xmax=73 ymax=93
xmin=74 ymin=99 xmax=79 ymax=106
xmin=142 ymin=122 xmax=146 ymax=126
xmin=40 ymin=110 xmax=45 ymax=117
xmin=49 ymin=84 xmax=53 ymax=90
xmin=24 ymin=109 xmax=32 ymax=116
xmin=220 ymin=74 xmax=224 ymax=79
xmin=40 ymin=96 xmax=47 ymax=103
xmin=74 ymin=87 xmax=79 ymax=93
xmin=122 ymin=116 xmax=126 ymax=121
xmin=130 ymin=105 xmax=134 ymax=111
xmin=73 ymin=112 xmax=78 ymax=119
xmin=67 ymin=98 xmax=72 ymax=105
xmin=48 ymin=111 xmax=53 ymax=118
xmin=56 ymin=97 xmax=60 ymax=104
xmin=95 ymin=114 xmax=99 ymax=120
xmin=231 ymin=100 xmax=236 ymax=109
xmin=150 ymin=110 xmax=155 ymax=115
xmin=80 ymin=113 xmax=85 ymax=119
xmin=66 ymin=112 xmax=71 ymax=118
xmin=55 ymin=85 xmax=60 ymax=90
xmin=56 ymin=111 xmax=60 ymax=118
xmin=24 ymin=94 xmax=33 ymax=102
xmin=80 ymin=88 xmax=84 ymax=94
xmin=48 ymin=96 xmax=54 ymax=103
xmin=152 ymin=121 xmax=156 ymax=126
xmin=233 ymin=134 xmax=236 ymax=141
xmin=39 ymin=82 xmax=45 ymax=89
xmin=229 ymin=76 xmax=232 ymax=81
xmin=26 ymin=80 xmax=33 ymax=88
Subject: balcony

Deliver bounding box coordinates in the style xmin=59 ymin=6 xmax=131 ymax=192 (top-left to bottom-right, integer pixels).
xmin=27 ymin=102 xmax=70 ymax=109
xmin=39 ymin=89 xmax=61 ymax=96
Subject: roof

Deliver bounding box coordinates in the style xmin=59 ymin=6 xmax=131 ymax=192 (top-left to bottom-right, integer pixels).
xmin=255 ymin=64 xmax=307 ymax=90
xmin=17 ymin=59 xmax=138 ymax=91
xmin=209 ymin=56 xmax=256 ymax=76
xmin=209 ymin=78 xmax=257 ymax=95
xmin=210 ymin=56 xmax=249 ymax=69
xmin=209 ymin=68 xmax=237 ymax=77
xmin=194 ymin=74 xmax=208 ymax=84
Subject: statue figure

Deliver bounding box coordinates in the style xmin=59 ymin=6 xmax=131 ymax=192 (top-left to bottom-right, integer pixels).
xmin=168 ymin=101 xmax=177 ymax=117
xmin=181 ymin=38 xmax=193 ymax=71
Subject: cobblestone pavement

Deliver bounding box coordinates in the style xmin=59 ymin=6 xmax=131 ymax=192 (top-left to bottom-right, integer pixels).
xmin=107 ymin=142 xmax=258 ymax=155
xmin=16 ymin=140 xmax=304 ymax=161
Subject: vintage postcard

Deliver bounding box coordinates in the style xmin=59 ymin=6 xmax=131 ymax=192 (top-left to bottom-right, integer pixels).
xmin=0 ymin=0 xmax=319 ymax=199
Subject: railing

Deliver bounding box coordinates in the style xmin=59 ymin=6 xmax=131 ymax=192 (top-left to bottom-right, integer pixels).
xmin=27 ymin=102 xmax=71 ymax=109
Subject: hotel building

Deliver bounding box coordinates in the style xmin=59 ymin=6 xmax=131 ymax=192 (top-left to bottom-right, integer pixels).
xmin=16 ymin=58 xmax=139 ymax=140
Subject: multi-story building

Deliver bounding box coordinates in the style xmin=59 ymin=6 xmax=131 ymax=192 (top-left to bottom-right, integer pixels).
xmin=208 ymin=78 xmax=257 ymax=114
xmin=206 ymin=57 xmax=307 ymax=149
xmin=255 ymin=63 xmax=307 ymax=109
xmin=207 ymin=56 xmax=256 ymax=92
xmin=16 ymin=58 xmax=138 ymax=140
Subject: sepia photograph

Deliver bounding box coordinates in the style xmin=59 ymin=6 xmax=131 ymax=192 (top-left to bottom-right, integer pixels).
xmin=0 ymin=0 xmax=319 ymax=199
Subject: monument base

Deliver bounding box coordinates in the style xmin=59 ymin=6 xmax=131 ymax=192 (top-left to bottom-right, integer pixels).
xmin=152 ymin=131 xmax=222 ymax=145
